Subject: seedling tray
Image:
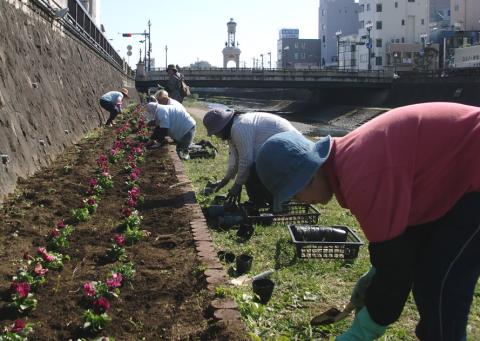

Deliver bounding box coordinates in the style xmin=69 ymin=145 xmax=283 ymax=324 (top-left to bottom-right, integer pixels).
xmin=288 ymin=225 xmax=363 ymax=260
xmin=246 ymin=203 xmax=320 ymax=225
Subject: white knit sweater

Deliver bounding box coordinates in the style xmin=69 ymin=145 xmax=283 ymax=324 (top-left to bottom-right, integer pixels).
xmin=223 ymin=112 xmax=301 ymax=185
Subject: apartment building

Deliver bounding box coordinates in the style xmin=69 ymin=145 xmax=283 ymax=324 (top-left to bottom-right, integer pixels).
xmin=318 ymin=0 xmax=360 ymax=68
xmin=277 ymin=29 xmax=322 ymax=69
xmin=450 ymin=0 xmax=480 ymax=31
xmin=357 ymin=0 xmax=429 ymax=71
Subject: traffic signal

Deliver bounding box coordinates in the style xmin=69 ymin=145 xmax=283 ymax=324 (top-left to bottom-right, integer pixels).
xmin=122 ymin=33 xmax=132 ymax=37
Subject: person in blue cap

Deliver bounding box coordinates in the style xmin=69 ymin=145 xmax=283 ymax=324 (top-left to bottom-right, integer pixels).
xmin=255 ymin=102 xmax=480 ymax=340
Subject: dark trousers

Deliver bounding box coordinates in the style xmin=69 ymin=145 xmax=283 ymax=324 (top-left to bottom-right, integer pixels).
xmin=245 ymin=163 xmax=273 ymax=208
xmin=412 ymin=192 xmax=480 ymax=341
xmin=368 ymin=192 xmax=480 ymax=341
xmin=100 ymin=99 xmax=121 ymax=125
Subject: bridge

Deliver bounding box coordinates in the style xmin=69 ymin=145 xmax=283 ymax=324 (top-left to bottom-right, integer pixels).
xmin=135 ymin=67 xmax=394 ymax=92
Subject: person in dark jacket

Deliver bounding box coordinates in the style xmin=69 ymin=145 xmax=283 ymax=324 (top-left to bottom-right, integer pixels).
xmin=166 ymin=64 xmax=185 ymax=103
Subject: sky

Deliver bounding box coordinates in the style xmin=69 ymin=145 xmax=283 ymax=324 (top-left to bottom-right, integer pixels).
xmin=100 ymin=0 xmax=320 ymax=69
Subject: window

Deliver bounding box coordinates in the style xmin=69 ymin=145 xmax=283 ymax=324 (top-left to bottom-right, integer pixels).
xmin=360 ymin=20 xmax=364 ymax=28
xmin=376 ymin=3 xmax=382 ymax=12
xmin=322 ymin=35 xmax=325 ymax=43
xmin=376 ymin=56 xmax=383 ymax=65
xmin=376 ymin=21 xmax=382 ymax=29
xmin=408 ymin=0 xmax=415 ymax=2
xmin=401 ymin=37 xmax=405 ymax=43
xmin=322 ymin=9 xmax=326 ymax=16
xmin=421 ymin=19 xmax=425 ymax=25
xmin=401 ymin=19 xmax=405 ymax=25
xmin=294 ymin=52 xmax=299 ymax=60
xmin=395 ymin=38 xmax=400 ymax=43
xmin=395 ymin=2 xmax=398 ymax=8
xmin=360 ymin=4 xmax=364 ymax=12
xmin=454 ymin=5 xmax=459 ymax=11
xmin=366 ymin=3 xmax=370 ymax=11
xmin=376 ymin=39 xmax=382 ymax=47
xmin=351 ymin=45 xmax=356 ymax=52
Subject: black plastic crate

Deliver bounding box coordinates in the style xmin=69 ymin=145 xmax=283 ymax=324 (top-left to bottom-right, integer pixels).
xmin=246 ymin=203 xmax=320 ymax=225
xmin=288 ymin=225 xmax=363 ymax=260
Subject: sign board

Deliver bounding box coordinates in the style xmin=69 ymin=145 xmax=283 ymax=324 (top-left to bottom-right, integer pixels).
xmin=126 ymin=51 xmax=133 ymax=56
xmin=127 ymin=45 xmax=133 ymax=51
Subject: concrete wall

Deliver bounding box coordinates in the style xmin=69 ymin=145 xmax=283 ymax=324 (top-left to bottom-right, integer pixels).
xmin=0 ymin=0 xmax=137 ymax=201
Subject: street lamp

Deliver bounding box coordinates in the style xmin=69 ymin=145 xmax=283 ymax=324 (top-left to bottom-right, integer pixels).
xmin=393 ymin=52 xmax=399 ymax=78
xmin=365 ymin=22 xmax=373 ymax=71
xmin=335 ymin=30 xmax=342 ymax=70
xmin=260 ymin=54 xmax=264 ymax=69
xmin=420 ymin=33 xmax=428 ymax=70
xmin=267 ymin=52 xmax=272 ymax=69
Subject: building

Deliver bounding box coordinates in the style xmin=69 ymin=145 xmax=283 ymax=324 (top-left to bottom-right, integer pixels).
xmin=357 ymin=0 xmax=429 ymax=71
xmin=277 ymin=29 xmax=322 ymax=69
xmin=429 ymin=0 xmax=450 ymax=29
xmin=450 ymin=0 xmax=480 ymax=31
xmin=318 ymin=0 xmax=360 ymax=68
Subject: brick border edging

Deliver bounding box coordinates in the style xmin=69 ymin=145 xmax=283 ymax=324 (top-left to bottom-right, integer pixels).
xmin=167 ymin=146 xmax=247 ymax=333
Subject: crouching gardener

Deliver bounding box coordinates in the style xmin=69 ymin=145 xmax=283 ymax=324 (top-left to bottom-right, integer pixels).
xmin=145 ymin=102 xmax=196 ymax=160
xmin=202 ymin=109 xmax=301 ymax=206
xmin=99 ymin=88 xmax=129 ymax=126
xmin=255 ymin=102 xmax=480 ymax=340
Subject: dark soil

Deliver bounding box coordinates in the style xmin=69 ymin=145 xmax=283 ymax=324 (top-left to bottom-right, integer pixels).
xmin=0 ymin=121 xmax=234 ymax=340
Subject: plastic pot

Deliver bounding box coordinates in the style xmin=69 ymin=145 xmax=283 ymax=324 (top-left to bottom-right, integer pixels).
xmin=218 ymin=214 xmax=245 ymax=229
xmin=236 ymin=254 xmax=253 ymax=275
xmin=217 ymin=251 xmax=235 ymax=263
xmin=207 ymin=205 xmax=225 ymax=218
xmin=236 ymin=224 xmax=254 ymax=239
xmin=252 ymin=278 xmax=275 ymax=304
xmin=294 ymin=226 xmax=347 ymax=242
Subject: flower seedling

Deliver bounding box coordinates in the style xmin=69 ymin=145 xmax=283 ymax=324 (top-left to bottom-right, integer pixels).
xmin=111 ymin=262 xmax=136 ymax=282
xmin=96 ymin=172 xmax=113 ymax=189
xmin=0 ymin=319 xmax=34 ymax=340
xmin=83 ymin=197 xmax=99 ymax=214
xmin=72 ymin=207 xmax=90 ymax=222
xmin=9 ymin=282 xmax=37 ymax=313
xmin=83 ymin=309 xmax=111 ymax=332
xmin=47 ymin=224 xmax=74 ymax=251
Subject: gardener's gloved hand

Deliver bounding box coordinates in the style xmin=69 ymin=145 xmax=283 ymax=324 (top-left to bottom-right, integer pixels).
xmin=336 ymin=307 xmax=387 ymax=341
xmin=226 ymin=183 xmax=242 ymax=204
xmin=213 ymin=179 xmax=228 ymax=193
xmin=350 ymin=267 xmax=376 ymax=311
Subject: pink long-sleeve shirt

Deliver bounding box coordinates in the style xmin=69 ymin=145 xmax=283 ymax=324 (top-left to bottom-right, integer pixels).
xmin=324 ymin=102 xmax=480 ymax=242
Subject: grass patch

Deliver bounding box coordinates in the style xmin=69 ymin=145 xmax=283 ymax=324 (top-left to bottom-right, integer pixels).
xmin=183 ymin=105 xmax=480 ymax=340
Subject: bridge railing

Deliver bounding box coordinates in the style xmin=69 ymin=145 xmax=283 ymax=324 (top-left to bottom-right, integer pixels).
xmin=141 ymin=67 xmax=388 ymax=82
xmin=28 ymin=0 xmax=134 ymax=77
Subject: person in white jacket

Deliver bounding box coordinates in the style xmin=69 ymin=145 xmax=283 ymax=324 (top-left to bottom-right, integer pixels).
xmin=203 ymin=109 xmax=301 ymax=206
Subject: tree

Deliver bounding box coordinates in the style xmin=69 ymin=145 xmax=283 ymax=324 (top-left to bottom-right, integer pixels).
xmin=189 ymin=60 xmax=212 ymax=69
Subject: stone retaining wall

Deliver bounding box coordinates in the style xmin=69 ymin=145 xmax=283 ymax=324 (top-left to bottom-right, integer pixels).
xmin=0 ymin=0 xmax=137 ymax=201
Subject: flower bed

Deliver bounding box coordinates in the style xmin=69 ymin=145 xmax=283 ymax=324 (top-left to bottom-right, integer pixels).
xmin=0 ymin=105 xmax=233 ymax=340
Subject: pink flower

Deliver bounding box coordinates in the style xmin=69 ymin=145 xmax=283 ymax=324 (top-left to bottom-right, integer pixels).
xmin=57 ymin=220 xmax=66 ymax=229
xmin=121 ymin=207 xmax=132 ymax=217
xmin=11 ymin=282 xmax=30 ymax=298
xmin=49 ymin=228 xmax=60 ymax=238
xmin=10 ymin=319 xmax=26 ymax=333
xmin=114 ymin=234 xmax=125 ymax=246
xmin=126 ymin=155 xmax=135 ymax=162
xmin=92 ymin=297 xmax=110 ymax=313
xmin=88 ymin=178 xmax=98 ymax=187
xmin=106 ymin=273 xmax=123 ymax=290
xmin=83 ymin=282 xmax=96 ymax=297
xmin=38 ymin=248 xmax=54 ymax=262
xmin=129 ymin=172 xmax=139 ymax=181
xmin=23 ymin=252 xmax=32 ymax=261
xmin=110 ymin=148 xmax=119 ymax=156
xmin=33 ymin=263 xmax=48 ymax=276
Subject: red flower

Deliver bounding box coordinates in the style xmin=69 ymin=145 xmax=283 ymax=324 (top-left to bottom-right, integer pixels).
xmin=57 ymin=219 xmax=66 ymax=229
xmin=88 ymin=178 xmax=98 ymax=187
xmin=114 ymin=234 xmax=125 ymax=246
xmin=92 ymin=297 xmax=110 ymax=313
xmin=10 ymin=319 xmax=26 ymax=333
xmin=11 ymin=282 xmax=30 ymax=298
xmin=87 ymin=198 xmax=96 ymax=206
xmin=129 ymin=172 xmax=139 ymax=181
xmin=49 ymin=228 xmax=60 ymax=238
xmin=121 ymin=207 xmax=132 ymax=217
xmin=126 ymin=198 xmax=137 ymax=208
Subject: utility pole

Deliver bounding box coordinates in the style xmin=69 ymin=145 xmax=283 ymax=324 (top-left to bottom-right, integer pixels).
xmin=260 ymin=54 xmax=264 ymax=69
xmin=267 ymin=52 xmax=271 ymax=69
xmin=165 ymin=45 xmax=168 ymax=69
xmin=147 ymin=20 xmax=152 ymax=71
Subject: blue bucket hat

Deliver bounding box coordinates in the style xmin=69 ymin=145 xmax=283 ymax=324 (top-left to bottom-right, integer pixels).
xmin=255 ymin=131 xmax=331 ymax=212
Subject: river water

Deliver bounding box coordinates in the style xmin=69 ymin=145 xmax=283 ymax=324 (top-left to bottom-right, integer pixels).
xmin=200 ymin=96 xmax=387 ymax=137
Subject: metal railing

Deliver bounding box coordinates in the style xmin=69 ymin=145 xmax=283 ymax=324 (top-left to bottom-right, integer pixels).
xmin=27 ymin=0 xmax=133 ymax=77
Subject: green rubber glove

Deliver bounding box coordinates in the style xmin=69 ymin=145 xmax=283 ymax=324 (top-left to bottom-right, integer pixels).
xmin=336 ymin=307 xmax=387 ymax=341
xmin=350 ymin=267 xmax=376 ymax=311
